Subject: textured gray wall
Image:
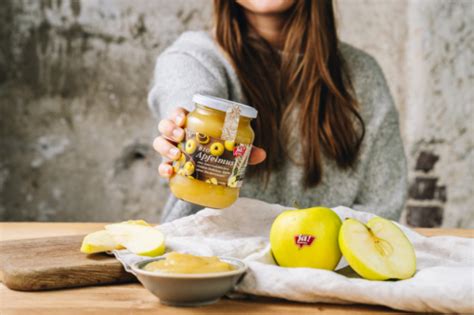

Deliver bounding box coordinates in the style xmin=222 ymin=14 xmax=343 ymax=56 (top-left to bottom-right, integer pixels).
xmin=1 ymin=0 xmax=472 ymax=227
xmin=0 ymin=0 xmax=211 ymax=222
xmin=338 ymin=0 xmax=474 ymax=228
xmin=402 ymin=0 xmax=473 ymax=228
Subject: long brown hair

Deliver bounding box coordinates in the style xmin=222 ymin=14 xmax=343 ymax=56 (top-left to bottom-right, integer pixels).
xmin=213 ymin=0 xmax=365 ymax=187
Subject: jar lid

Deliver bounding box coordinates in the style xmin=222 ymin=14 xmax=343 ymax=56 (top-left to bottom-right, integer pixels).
xmin=192 ymin=94 xmax=258 ymax=118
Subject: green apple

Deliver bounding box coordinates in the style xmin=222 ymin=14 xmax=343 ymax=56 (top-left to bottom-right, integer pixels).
xmin=105 ymin=222 xmax=165 ymax=257
xmin=270 ymin=207 xmax=342 ymax=270
xmin=339 ymin=217 xmax=416 ymax=280
xmin=80 ymin=220 xmax=152 ymax=254
xmin=80 ymin=230 xmax=120 ymax=254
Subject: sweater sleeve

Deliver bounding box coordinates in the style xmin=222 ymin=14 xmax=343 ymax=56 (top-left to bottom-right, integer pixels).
xmin=351 ymin=60 xmax=408 ymax=221
xmin=147 ymin=50 xmax=229 ymax=222
xmin=147 ymin=51 xmax=228 ymax=120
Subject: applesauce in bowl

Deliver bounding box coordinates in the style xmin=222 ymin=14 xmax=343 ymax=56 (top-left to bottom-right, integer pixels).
xmin=170 ymin=94 xmax=257 ymax=209
xmin=130 ymin=252 xmax=247 ymax=306
xmin=143 ymin=252 xmax=235 ymax=274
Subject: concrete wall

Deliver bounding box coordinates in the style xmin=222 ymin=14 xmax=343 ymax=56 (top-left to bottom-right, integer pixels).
xmin=338 ymin=0 xmax=474 ymax=228
xmin=0 ymin=0 xmax=211 ymax=222
xmin=1 ymin=0 xmax=472 ymax=227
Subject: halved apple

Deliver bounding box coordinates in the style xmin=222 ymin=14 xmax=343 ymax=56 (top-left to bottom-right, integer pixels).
xmin=105 ymin=223 xmax=165 ymax=257
xmin=339 ymin=217 xmax=416 ymax=280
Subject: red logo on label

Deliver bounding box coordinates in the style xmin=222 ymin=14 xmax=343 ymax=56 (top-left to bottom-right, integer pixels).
xmin=233 ymin=145 xmax=246 ymax=157
xmin=294 ymin=234 xmax=315 ymax=249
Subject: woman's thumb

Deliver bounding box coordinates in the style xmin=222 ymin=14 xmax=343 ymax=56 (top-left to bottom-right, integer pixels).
xmin=248 ymin=146 xmax=266 ymax=165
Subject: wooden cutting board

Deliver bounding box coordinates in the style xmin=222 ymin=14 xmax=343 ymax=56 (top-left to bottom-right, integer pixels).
xmin=0 ymin=234 xmax=136 ymax=291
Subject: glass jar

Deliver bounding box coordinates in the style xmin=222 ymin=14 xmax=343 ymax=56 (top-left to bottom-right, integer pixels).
xmin=169 ymin=94 xmax=257 ymax=208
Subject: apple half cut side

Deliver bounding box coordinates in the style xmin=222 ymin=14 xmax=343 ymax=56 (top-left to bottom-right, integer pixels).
xmin=105 ymin=223 xmax=165 ymax=257
xmin=339 ymin=217 xmax=416 ymax=280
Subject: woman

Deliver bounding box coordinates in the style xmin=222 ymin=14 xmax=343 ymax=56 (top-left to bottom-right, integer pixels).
xmin=149 ymin=0 xmax=407 ymax=222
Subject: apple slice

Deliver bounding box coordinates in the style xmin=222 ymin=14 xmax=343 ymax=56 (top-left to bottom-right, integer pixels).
xmin=80 ymin=220 xmax=152 ymax=254
xmin=339 ymin=217 xmax=416 ymax=280
xmin=80 ymin=230 xmax=120 ymax=254
xmin=105 ymin=223 xmax=165 ymax=257
xmin=122 ymin=219 xmax=151 ymax=227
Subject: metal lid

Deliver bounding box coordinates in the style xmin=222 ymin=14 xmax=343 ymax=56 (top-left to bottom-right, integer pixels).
xmin=192 ymin=94 xmax=258 ymax=119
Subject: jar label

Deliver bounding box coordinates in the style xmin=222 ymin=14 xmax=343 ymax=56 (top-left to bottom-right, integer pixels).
xmin=174 ymin=129 xmax=252 ymax=188
xmin=221 ymin=105 xmax=241 ymax=142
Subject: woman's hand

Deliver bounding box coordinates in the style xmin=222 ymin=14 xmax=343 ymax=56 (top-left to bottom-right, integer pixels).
xmin=153 ymin=107 xmax=267 ymax=178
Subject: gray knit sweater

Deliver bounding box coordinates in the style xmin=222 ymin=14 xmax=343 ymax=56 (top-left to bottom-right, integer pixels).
xmin=148 ymin=31 xmax=407 ymax=222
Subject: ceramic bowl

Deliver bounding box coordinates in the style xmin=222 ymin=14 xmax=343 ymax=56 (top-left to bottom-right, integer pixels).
xmin=130 ymin=256 xmax=247 ymax=306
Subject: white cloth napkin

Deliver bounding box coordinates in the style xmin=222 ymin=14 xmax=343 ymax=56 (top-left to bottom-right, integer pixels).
xmin=114 ymin=198 xmax=474 ymax=313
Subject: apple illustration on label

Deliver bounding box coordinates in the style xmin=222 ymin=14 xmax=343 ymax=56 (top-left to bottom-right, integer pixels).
xmin=339 ymin=217 xmax=416 ymax=280
xmin=270 ymin=207 xmax=342 ymax=270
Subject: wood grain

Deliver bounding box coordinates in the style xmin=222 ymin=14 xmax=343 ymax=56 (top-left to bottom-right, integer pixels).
xmin=0 ymin=283 xmax=406 ymax=315
xmin=0 ymin=234 xmax=135 ymax=291
xmin=0 ymin=223 xmax=472 ymax=314
xmin=0 ymin=222 xmax=110 ymax=241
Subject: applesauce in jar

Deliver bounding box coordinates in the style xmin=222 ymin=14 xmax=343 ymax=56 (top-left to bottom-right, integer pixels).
xmin=169 ymin=94 xmax=257 ymax=209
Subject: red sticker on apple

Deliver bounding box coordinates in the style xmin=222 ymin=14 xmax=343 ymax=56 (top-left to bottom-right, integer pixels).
xmin=294 ymin=234 xmax=316 ymax=249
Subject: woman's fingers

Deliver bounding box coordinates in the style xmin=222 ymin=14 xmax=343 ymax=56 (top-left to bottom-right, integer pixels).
xmin=170 ymin=107 xmax=188 ymax=127
xmin=156 ymin=107 xmax=188 ymax=142
xmin=153 ymin=136 xmax=181 ymax=160
xmin=248 ymin=146 xmax=266 ymax=165
xmin=158 ymin=119 xmax=185 ymax=142
xmin=154 ymin=107 xmax=189 ymax=179
xmin=158 ymin=162 xmax=174 ymax=178
xmin=155 ymin=106 xmax=264 ymax=177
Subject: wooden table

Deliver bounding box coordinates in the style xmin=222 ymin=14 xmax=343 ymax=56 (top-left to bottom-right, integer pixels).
xmin=1 ymin=223 xmax=472 ymax=314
